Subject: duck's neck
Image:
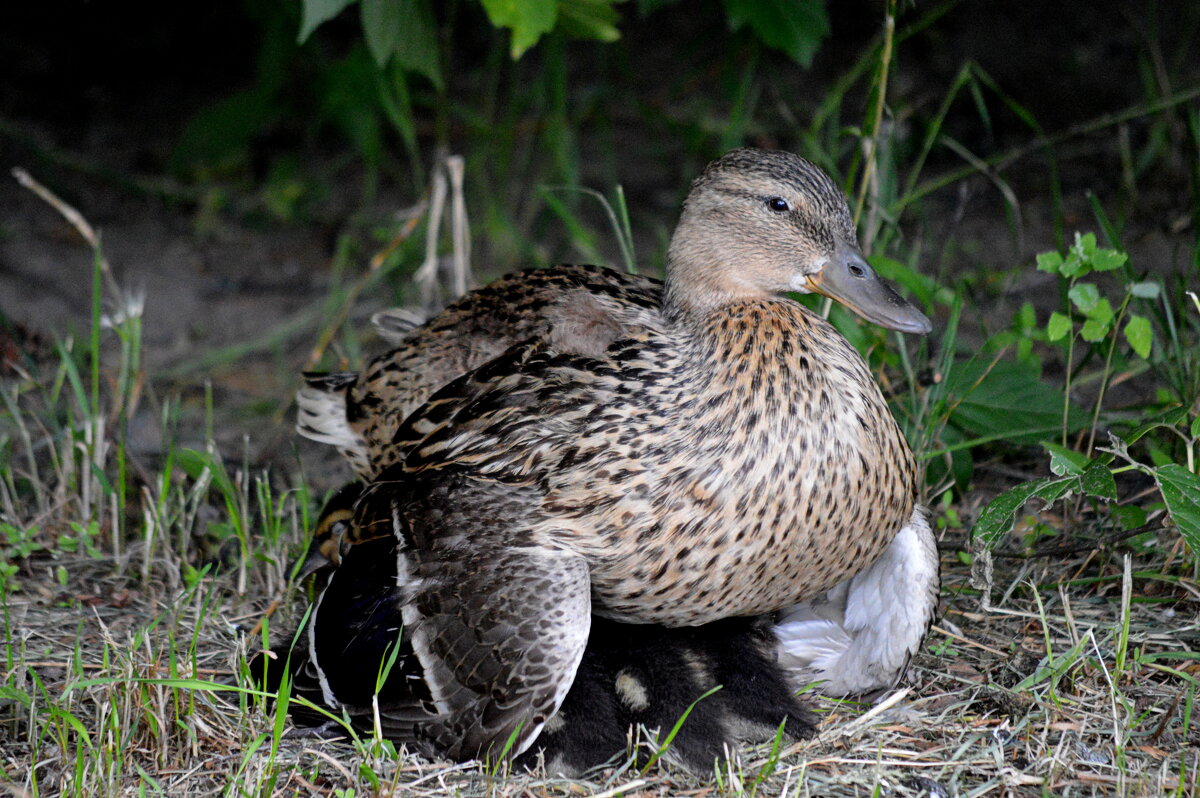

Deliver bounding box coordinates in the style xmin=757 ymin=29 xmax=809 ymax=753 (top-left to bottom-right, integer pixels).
xmin=662 ymin=240 xmax=779 ymax=323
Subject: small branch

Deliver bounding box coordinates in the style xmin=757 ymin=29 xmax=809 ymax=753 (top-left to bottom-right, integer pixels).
xmin=11 ymin=166 xmax=122 ymax=299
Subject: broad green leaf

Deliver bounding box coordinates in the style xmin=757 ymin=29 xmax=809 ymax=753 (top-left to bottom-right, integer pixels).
xmin=1068 ymin=282 xmax=1100 ymax=313
xmin=318 ymin=48 xmax=386 ymax=165
xmin=944 ymin=358 xmax=1087 ymax=445
xmin=1123 ymin=314 xmax=1152 ymax=359
xmin=1080 ymin=461 xmax=1118 ymax=501
xmin=1130 ymin=281 xmax=1160 ymax=299
xmin=1043 ymin=442 xmax=1086 ymax=476
xmin=1046 ymin=311 xmax=1072 ymax=341
xmin=722 ymin=0 xmax=830 ymax=67
xmin=300 ymin=0 xmax=357 ymax=43
xmin=558 ymin=0 xmax=622 ymax=43
xmin=1079 ymin=317 xmax=1109 ymax=342
xmin=1035 ymin=251 xmax=1063 ymax=274
xmin=1154 ymin=464 xmax=1200 ymax=554
xmin=362 ymin=0 xmax=401 ymax=68
xmin=482 ymin=0 xmax=559 ymax=58
xmin=1091 ymin=247 xmax=1128 ymax=272
xmin=1192 ymin=415 xmax=1200 ymax=438
xmin=395 ymin=0 xmax=443 ymax=86
xmin=974 ymin=476 xmax=1075 ymax=546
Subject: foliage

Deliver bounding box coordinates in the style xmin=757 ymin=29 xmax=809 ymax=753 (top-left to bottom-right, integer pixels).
xmin=299 ymin=0 xmax=830 ymax=64
xmin=972 ymin=235 xmax=1200 ymax=556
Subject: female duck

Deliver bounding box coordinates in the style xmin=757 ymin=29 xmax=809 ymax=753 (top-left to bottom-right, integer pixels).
xmin=303 ymin=148 xmax=937 ymax=761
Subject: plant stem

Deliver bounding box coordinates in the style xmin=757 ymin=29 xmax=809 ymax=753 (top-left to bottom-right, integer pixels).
xmin=853 ymin=0 xmax=897 ymax=238
xmin=1086 ymin=292 xmax=1133 ymax=456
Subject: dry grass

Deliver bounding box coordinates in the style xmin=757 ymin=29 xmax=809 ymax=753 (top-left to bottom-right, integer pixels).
xmin=2 ymin=505 xmax=1197 ymax=797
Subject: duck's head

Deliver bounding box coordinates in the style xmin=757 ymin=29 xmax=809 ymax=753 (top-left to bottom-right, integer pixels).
xmin=665 ymin=148 xmax=931 ymax=334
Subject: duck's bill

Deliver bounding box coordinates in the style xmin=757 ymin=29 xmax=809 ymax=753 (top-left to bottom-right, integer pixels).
xmin=806 ymin=252 xmax=932 ymax=335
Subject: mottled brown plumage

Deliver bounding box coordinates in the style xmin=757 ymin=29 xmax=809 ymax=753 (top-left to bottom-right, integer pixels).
xmin=298 ymin=265 xmax=660 ymax=476
xmin=295 ymin=148 xmax=934 ymax=763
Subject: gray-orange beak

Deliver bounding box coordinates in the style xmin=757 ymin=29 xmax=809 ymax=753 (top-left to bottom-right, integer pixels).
xmin=806 ymin=246 xmax=932 ymax=334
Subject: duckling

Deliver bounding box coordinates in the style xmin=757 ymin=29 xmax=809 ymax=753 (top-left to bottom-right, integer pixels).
xmin=298 ymin=148 xmax=937 ymax=762
xmin=259 ymin=483 xmax=814 ymax=774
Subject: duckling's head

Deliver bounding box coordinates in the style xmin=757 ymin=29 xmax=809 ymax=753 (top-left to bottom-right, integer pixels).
xmin=665 ymin=148 xmax=931 ymax=334
xmin=289 ymin=482 xmax=361 ymax=580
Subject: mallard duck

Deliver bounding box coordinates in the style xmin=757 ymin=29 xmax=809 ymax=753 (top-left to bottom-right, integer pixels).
xmin=261 ymin=483 xmax=815 ymax=773
xmin=292 ymin=148 xmax=938 ymax=763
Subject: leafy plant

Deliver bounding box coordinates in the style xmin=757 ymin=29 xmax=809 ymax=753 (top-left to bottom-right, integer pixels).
xmin=969 ymin=236 xmax=1198 ymax=558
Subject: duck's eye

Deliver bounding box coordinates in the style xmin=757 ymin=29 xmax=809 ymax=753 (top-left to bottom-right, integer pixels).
xmin=766 ymin=197 xmax=790 ymax=213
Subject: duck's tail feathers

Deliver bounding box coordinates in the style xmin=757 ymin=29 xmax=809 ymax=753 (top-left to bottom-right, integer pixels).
xmin=371 ymin=307 xmax=429 ymax=346
xmin=296 ymin=372 xmax=370 ymax=474
xmin=774 ymin=508 xmax=939 ymax=696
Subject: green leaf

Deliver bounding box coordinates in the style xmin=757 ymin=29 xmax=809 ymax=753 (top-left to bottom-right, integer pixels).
xmin=1154 ymin=464 xmax=1200 ymax=555
xmin=1016 ymin=302 xmax=1036 ymax=333
xmin=1090 ymin=247 xmax=1128 ymax=272
xmin=1073 ymin=231 xmax=1097 ymax=257
xmin=1090 ymin=297 xmax=1113 ymax=326
xmin=558 ymin=0 xmax=622 ymax=43
xmin=1067 ymin=282 xmax=1100 ymax=313
xmin=396 ymin=0 xmax=443 ymax=86
xmin=722 ymin=0 xmax=830 ymax=67
xmin=974 ymin=477 xmax=1076 ymax=546
xmin=481 ymin=0 xmax=559 ymax=59
xmin=1192 ymin=415 xmax=1200 ymax=438
xmin=361 ymin=0 xmax=401 ymax=68
xmin=1130 ymin=281 xmax=1160 ymax=299
xmin=1035 ymin=251 xmax=1063 ymax=274
xmin=1079 ymin=317 xmax=1109 ymax=342
xmin=1080 ymin=461 xmax=1118 ymax=501
xmin=174 ymin=449 xmax=239 ymax=510
xmin=944 ymin=358 xmax=1088 ymax=445
xmin=1043 ymin=442 xmax=1086 ymax=476
xmin=1123 ymin=314 xmax=1153 ymax=359
xmin=1111 ymin=504 xmax=1147 ymax=531
xmin=1046 ymin=311 xmax=1072 ymax=341
xmin=300 ymin=0 xmax=357 ymax=43
xmin=170 ymin=88 xmax=278 ymax=171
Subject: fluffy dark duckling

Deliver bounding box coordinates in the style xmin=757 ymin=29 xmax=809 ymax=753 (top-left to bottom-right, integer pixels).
xmin=292 ymin=148 xmax=937 ymax=763
xmin=257 ymin=484 xmax=814 ymax=774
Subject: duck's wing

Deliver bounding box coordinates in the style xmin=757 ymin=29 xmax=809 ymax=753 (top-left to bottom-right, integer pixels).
xmin=296 ymin=265 xmax=661 ymax=479
xmin=313 ymin=472 xmax=593 ymax=762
